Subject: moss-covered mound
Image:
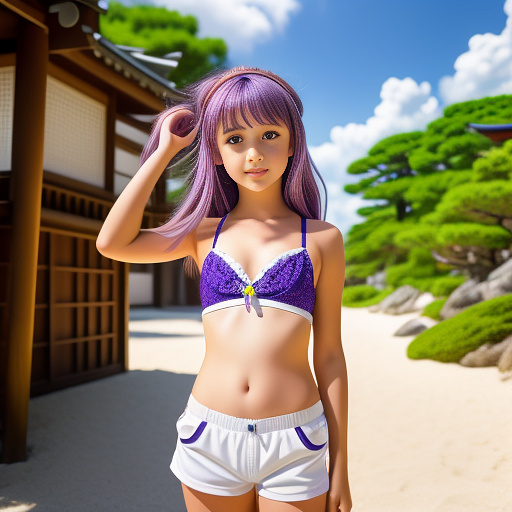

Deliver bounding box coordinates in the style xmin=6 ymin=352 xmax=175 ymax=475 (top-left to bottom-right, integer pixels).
xmin=421 ymin=298 xmax=446 ymax=320
xmin=407 ymin=294 xmax=512 ymax=362
xmin=342 ymin=285 xmax=394 ymax=307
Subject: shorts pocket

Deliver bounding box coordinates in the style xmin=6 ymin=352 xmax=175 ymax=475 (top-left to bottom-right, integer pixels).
xmin=177 ymin=411 xmax=208 ymax=445
xmin=294 ymin=416 xmax=328 ymax=451
xmin=180 ymin=421 xmax=207 ymax=444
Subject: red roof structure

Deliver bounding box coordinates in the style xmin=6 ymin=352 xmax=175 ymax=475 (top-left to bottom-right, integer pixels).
xmin=468 ymin=123 xmax=512 ymax=142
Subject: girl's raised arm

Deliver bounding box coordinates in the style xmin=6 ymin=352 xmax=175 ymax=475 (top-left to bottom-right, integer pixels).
xmin=96 ymin=109 xmax=198 ymax=264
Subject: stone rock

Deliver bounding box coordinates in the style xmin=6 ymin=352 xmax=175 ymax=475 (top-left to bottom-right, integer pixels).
xmin=486 ymin=271 xmax=512 ymax=299
xmin=366 ymin=271 xmax=387 ymax=290
xmin=498 ymin=335 xmax=512 ymax=373
xmin=412 ymin=292 xmax=436 ymax=310
xmin=439 ymin=279 xmax=483 ymax=320
xmin=487 ymin=257 xmax=512 ymax=282
xmin=370 ymin=285 xmax=422 ymax=315
xmin=394 ymin=317 xmax=438 ymax=336
xmin=459 ymin=337 xmax=512 ymax=367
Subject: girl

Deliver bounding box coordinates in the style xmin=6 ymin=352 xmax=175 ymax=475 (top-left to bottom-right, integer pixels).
xmin=97 ymin=67 xmax=352 ymax=512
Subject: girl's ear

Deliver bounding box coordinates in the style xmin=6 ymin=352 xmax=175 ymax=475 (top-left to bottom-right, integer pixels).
xmin=288 ymin=143 xmax=294 ymax=158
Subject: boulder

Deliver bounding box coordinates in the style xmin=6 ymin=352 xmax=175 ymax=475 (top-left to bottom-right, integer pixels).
xmin=486 ymin=271 xmax=512 ymax=299
xmin=439 ymin=279 xmax=483 ymax=320
xmin=394 ymin=317 xmax=438 ymax=336
xmin=412 ymin=292 xmax=436 ymax=310
xmin=369 ymin=285 xmax=421 ymax=315
xmin=366 ymin=270 xmax=387 ymax=290
xmin=498 ymin=335 xmax=512 ymax=373
xmin=486 ymin=257 xmax=512 ymax=282
xmin=459 ymin=337 xmax=512 ymax=367
xmin=440 ymin=259 xmax=512 ymax=320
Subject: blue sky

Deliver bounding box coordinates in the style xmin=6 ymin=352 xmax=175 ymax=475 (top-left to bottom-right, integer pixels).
xmin=125 ymin=0 xmax=512 ymax=234
xmin=234 ymin=0 xmax=507 ymax=145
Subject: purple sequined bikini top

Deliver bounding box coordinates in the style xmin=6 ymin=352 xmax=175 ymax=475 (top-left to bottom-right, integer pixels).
xmin=200 ymin=214 xmax=315 ymax=324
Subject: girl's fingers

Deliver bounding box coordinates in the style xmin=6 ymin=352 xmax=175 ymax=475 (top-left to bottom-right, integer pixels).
xmin=158 ymin=109 xmax=197 ymax=152
xmin=169 ymin=110 xmax=195 ymax=137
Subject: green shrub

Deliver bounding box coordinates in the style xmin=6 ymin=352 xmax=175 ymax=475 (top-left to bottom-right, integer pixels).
xmin=386 ymin=247 xmax=437 ymax=288
xmin=343 ymin=285 xmax=394 ymax=307
xmin=407 ymin=294 xmax=512 ymax=362
xmin=421 ymin=298 xmax=446 ymax=319
xmin=429 ymin=275 xmax=466 ymax=297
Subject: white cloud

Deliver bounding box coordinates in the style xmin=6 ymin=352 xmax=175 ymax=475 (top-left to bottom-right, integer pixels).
xmin=155 ymin=0 xmax=301 ymax=53
xmin=310 ymin=78 xmax=441 ymax=233
xmin=439 ymin=0 xmax=512 ymax=104
xmin=313 ymin=1 xmax=512 ymax=235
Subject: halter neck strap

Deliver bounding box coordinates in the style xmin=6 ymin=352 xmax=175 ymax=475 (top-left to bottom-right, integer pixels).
xmin=212 ymin=214 xmax=228 ymax=248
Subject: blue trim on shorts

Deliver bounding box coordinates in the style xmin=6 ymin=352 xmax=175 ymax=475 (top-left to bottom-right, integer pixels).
xmin=180 ymin=421 xmax=208 ymax=444
xmin=295 ymin=426 xmax=327 ymax=451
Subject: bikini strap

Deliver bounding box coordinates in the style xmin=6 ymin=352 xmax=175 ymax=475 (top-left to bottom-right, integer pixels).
xmin=301 ymin=217 xmax=307 ymax=248
xmin=212 ymin=214 xmax=228 ymax=248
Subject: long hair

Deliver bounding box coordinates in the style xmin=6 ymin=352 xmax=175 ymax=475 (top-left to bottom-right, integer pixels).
xmin=140 ymin=67 xmax=327 ymax=251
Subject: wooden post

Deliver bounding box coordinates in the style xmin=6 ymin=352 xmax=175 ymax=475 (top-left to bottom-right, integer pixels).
xmin=104 ymin=92 xmax=116 ymax=193
xmin=3 ymin=21 xmax=48 ymax=463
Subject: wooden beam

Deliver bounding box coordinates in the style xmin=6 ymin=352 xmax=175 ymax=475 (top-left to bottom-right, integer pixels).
xmin=105 ymin=92 xmax=117 ymax=193
xmin=0 ymin=54 xmax=15 ymax=67
xmin=69 ymin=51 xmax=166 ymax=112
xmin=3 ymin=21 xmax=47 ymax=463
xmin=0 ymin=0 xmax=47 ymax=31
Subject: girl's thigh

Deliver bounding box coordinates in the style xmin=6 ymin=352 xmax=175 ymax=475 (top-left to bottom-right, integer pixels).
xmin=258 ymin=493 xmax=327 ymax=512
xmin=182 ymin=484 xmax=258 ymax=512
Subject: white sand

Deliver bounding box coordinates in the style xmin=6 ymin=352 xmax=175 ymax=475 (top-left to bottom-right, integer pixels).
xmin=0 ymin=306 xmax=511 ymax=511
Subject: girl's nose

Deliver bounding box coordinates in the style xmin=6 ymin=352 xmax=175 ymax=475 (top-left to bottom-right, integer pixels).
xmin=246 ymin=147 xmax=263 ymax=162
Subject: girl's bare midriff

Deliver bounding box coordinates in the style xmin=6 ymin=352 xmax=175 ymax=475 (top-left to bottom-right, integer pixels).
xmin=193 ymin=307 xmax=320 ymax=419
xmin=190 ymin=216 xmax=321 ymax=419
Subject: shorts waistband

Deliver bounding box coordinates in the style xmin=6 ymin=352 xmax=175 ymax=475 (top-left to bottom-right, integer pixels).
xmin=186 ymin=395 xmax=324 ymax=434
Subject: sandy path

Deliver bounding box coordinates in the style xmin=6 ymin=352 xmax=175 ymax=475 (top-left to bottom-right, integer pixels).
xmin=0 ymin=306 xmax=511 ymax=511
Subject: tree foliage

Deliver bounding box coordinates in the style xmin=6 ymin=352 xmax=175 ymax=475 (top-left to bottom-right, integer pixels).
xmin=100 ymin=2 xmax=227 ymax=88
xmin=343 ymin=93 xmax=512 ymax=285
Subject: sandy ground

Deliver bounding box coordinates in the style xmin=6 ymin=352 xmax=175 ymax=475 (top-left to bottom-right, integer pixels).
xmin=1 ymin=306 xmax=511 ymax=512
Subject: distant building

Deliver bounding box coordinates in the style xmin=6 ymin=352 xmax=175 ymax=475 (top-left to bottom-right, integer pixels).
xmin=468 ymin=123 xmax=512 ymax=143
xmin=0 ymin=0 xmax=198 ymax=462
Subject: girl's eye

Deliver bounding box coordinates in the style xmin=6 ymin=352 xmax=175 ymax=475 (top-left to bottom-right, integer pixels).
xmin=227 ymin=135 xmax=242 ymax=144
xmin=263 ymin=131 xmax=279 ymax=140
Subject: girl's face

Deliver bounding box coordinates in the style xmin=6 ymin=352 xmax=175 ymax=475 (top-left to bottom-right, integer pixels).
xmin=215 ymin=114 xmax=293 ymax=191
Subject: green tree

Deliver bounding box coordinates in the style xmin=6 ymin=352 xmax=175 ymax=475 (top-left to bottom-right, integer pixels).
xmin=100 ymin=2 xmax=227 ymax=88
xmin=408 ymin=95 xmax=512 ymax=174
xmin=345 ymin=131 xmax=423 ymax=221
xmin=472 ymin=139 xmax=512 ymax=182
xmin=343 ymin=94 xmax=512 ymax=285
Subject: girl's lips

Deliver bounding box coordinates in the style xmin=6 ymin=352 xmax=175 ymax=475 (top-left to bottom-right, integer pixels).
xmin=245 ymin=168 xmax=268 ymax=177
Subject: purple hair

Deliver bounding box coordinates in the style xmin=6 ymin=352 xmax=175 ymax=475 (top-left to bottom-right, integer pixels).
xmin=140 ymin=68 xmax=327 ymax=250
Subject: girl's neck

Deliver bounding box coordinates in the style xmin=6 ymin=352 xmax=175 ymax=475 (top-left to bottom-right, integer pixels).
xmin=231 ymin=179 xmax=292 ymax=220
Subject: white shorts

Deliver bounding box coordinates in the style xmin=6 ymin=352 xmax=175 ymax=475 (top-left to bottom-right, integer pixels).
xmin=170 ymin=395 xmax=329 ymax=502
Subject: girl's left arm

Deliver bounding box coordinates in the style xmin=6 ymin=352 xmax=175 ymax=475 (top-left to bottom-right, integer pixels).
xmin=312 ymin=224 xmax=352 ymax=512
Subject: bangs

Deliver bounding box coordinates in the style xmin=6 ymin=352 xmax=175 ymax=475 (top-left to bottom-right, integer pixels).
xmin=206 ymin=75 xmax=296 ymax=135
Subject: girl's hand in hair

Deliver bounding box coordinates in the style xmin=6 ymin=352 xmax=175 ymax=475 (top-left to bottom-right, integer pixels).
xmin=158 ymin=108 xmax=198 ymax=156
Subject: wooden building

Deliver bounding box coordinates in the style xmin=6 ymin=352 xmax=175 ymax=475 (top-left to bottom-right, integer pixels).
xmin=0 ymin=0 xmax=199 ymax=462
xmin=468 ymin=123 xmax=512 ymax=143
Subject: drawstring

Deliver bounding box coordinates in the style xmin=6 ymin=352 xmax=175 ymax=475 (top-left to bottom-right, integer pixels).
xmin=243 ymin=285 xmax=255 ymax=312
xmin=243 ymin=285 xmax=263 ymax=317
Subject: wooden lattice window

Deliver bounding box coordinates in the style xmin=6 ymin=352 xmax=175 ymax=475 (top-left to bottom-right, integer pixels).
xmin=31 ymin=229 xmax=127 ymax=395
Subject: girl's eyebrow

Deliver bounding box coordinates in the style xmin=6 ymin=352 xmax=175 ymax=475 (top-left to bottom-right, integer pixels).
xmin=222 ymin=122 xmax=283 ymax=135
xmin=223 ymin=125 xmax=246 ymax=135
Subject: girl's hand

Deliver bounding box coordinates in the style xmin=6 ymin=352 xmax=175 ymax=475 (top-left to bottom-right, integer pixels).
xmin=158 ymin=108 xmax=198 ymax=155
xmin=326 ymin=471 xmax=352 ymax=512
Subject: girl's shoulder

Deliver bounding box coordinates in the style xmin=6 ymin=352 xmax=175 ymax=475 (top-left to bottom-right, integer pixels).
xmin=306 ymin=219 xmax=344 ymax=245
xmin=196 ymin=215 xmax=225 ymax=245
